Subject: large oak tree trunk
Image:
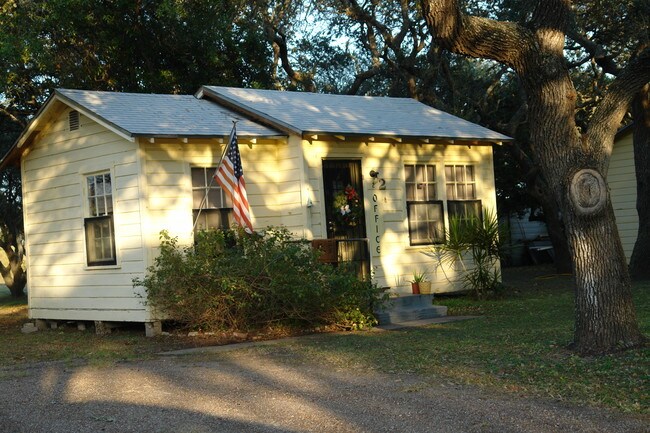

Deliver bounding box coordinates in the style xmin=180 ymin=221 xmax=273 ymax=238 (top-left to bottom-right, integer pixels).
xmin=566 ymin=205 xmax=640 ymax=351
xmin=629 ymin=86 xmax=650 ymax=279
xmin=421 ymin=0 xmax=646 ymax=354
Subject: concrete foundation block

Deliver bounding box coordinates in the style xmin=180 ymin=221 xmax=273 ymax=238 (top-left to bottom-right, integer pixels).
xmin=145 ymin=321 xmax=162 ymax=337
xmin=21 ymin=322 xmax=39 ymax=334
xmin=34 ymin=319 xmax=48 ymax=330
xmin=94 ymin=321 xmax=111 ymax=335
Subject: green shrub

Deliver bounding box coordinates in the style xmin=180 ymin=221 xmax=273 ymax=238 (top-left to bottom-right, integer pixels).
xmin=427 ymin=208 xmax=505 ymax=298
xmin=133 ymin=227 xmax=384 ymax=332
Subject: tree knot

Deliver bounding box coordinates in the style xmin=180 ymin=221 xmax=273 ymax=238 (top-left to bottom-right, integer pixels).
xmin=568 ymin=169 xmax=608 ymax=216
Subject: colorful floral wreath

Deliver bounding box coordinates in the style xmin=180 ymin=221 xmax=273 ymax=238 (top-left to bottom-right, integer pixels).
xmin=332 ymin=185 xmax=363 ymax=229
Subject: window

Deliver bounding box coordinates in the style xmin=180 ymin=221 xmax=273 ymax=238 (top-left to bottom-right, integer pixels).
xmin=404 ymin=164 xmax=445 ymax=245
xmin=445 ymin=164 xmax=482 ymax=221
xmin=84 ymin=172 xmax=116 ymax=266
xmin=191 ymin=167 xmax=232 ymax=231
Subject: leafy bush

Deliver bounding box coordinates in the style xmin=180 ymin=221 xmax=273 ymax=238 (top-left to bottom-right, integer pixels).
xmin=133 ymin=227 xmax=384 ymax=332
xmin=426 ymin=208 xmax=505 ymax=298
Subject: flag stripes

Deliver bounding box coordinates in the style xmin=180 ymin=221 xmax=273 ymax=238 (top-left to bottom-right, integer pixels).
xmin=214 ymin=124 xmax=253 ymax=232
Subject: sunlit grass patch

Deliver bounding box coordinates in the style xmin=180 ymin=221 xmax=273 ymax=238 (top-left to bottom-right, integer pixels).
xmin=0 ymin=287 xmax=185 ymax=366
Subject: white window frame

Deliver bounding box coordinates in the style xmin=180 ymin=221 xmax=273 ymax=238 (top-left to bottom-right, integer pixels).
xmin=404 ymin=163 xmax=445 ymax=246
xmin=82 ymin=169 xmax=119 ymax=268
xmin=191 ymin=166 xmax=233 ymax=232
xmin=444 ymin=164 xmax=482 ymax=221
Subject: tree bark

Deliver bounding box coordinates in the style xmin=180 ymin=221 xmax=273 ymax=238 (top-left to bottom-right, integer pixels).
xmin=0 ymin=237 xmax=26 ymax=298
xmin=421 ymin=0 xmax=646 ymax=354
xmin=629 ymin=85 xmax=650 ymax=279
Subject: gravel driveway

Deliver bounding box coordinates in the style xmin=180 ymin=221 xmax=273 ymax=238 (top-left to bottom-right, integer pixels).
xmin=0 ymin=346 xmax=647 ymax=433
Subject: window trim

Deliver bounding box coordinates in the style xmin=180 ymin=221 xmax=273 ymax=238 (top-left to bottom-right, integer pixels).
xmin=444 ymin=164 xmax=477 ymax=201
xmin=404 ymin=163 xmax=437 ymax=202
xmin=404 ymin=163 xmax=445 ymax=246
xmin=82 ymin=169 xmax=119 ymax=269
xmin=190 ymin=166 xmax=233 ymax=232
xmin=444 ymin=163 xmax=481 ymax=220
xmin=84 ymin=215 xmax=117 ymax=266
xmin=406 ymin=200 xmax=446 ymax=246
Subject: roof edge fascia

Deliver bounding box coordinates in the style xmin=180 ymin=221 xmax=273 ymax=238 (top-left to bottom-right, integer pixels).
xmin=133 ymin=133 xmax=288 ymax=140
xmin=196 ymin=86 xmax=303 ymax=137
xmin=300 ymin=130 xmax=511 ymax=145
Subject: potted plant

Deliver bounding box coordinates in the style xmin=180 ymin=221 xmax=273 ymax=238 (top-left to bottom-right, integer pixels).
xmin=411 ymin=270 xmax=426 ymax=294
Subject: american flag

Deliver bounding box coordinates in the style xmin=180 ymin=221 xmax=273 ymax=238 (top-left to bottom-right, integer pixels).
xmin=214 ymin=124 xmax=253 ymax=232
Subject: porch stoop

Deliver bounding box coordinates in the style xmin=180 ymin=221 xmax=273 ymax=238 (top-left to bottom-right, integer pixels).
xmin=374 ymin=294 xmax=448 ymax=325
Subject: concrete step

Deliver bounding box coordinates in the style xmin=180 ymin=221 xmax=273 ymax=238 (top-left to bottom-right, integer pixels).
xmin=374 ymin=294 xmax=448 ymax=325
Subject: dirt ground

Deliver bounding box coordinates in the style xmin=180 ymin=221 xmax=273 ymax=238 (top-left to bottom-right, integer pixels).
xmin=0 ymin=345 xmax=648 ymax=433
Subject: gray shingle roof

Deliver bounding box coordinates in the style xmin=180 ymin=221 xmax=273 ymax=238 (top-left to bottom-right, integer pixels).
xmin=199 ymin=86 xmax=511 ymax=142
xmin=56 ymin=89 xmax=281 ymax=137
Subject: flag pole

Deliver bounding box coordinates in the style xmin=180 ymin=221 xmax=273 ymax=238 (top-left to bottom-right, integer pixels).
xmin=192 ymin=121 xmax=238 ymax=234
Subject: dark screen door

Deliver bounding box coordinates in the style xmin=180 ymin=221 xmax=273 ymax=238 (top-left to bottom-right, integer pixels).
xmin=322 ymin=160 xmax=369 ymax=278
xmin=323 ymin=160 xmax=366 ymax=239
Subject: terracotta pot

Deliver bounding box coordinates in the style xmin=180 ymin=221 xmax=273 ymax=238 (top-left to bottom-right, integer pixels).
xmin=411 ymin=282 xmax=420 ymax=294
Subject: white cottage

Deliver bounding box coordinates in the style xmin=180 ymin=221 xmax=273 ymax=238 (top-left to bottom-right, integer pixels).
xmin=1 ymin=87 xmax=510 ymax=333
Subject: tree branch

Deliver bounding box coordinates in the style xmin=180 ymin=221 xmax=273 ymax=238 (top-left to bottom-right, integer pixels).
xmin=419 ymin=0 xmax=530 ymax=71
xmin=346 ymin=66 xmax=383 ymax=95
xmin=269 ymin=26 xmax=317 ymax=92
xmin=586 ymin=48 xmax=650 ymax=158
xmin=0 ymin=106 xmax=26 ymax=128
xmin=566 ymin=27 xmax=620 ymax=76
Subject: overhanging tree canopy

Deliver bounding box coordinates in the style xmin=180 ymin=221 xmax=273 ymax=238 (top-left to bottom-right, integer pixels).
xmin=420 ymin=0 xmax=648 ymax=354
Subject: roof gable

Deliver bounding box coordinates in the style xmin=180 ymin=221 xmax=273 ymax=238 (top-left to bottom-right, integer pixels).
xmin=56 ymin=89 xmax=281 ymax=138
xmin=1 ymin=89 xmax=283 ymax=168
xmin=198 ymin=86 xmax=511 ymax=143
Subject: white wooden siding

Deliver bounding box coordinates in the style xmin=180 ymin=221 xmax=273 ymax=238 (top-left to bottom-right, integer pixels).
xmin=140 ymin=137 xmax=306 ymax=264
xmin=302 ymin=138 xmax=497 ymax=294
xmin=508 ymin=210 xmax=549 ymax=243
xmin=22 ymin=109 xmax=147 ymax=321
xmin=609 ymin=132 xmax=638 ymax=262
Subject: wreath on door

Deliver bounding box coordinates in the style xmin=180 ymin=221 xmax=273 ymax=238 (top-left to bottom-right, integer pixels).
xmin=332 ymin=185 xmax=363 ymax=229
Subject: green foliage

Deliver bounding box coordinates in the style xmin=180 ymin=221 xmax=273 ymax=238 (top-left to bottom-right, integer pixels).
xmin=134 ymin=227 xmax=384 ymax=332
xmin=427 ymin=208 xmax=505 ymax=298
xmin=411 ymin=270 xmax=427 ymax=283
xmin=0 ymin=0 xmax=273 ymax=97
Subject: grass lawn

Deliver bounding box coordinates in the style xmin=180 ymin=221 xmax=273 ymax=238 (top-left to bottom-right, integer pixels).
xmin=0 ymin=286 xmax=178 ymax=367
xmin=0 ymin=267 xmax=648 ymax=414
xmin=253 ymin=266 xmax=649 ymax=414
